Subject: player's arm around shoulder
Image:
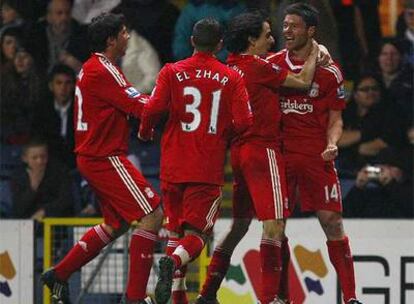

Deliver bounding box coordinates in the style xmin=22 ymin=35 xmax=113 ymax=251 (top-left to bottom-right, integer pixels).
xmin=283 ymin=40 xmax=319 ymax=90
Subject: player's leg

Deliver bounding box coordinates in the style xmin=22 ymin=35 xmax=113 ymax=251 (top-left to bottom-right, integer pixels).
xmin=198 ymin=158 xmax=253 ymax=303
xmin=303 ymin=158 xmax=360 ymax=304
xmin=155 ymin=184 xmax=222 ymax=304
xmin=161 ymin=181 xmax=188 ymax=304
xmin=243 ymin=144 xmax=289 ymax=304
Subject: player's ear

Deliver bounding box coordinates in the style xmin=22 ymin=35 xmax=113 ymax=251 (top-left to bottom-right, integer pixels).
xmin=215 ymin=39 xmax=223 ymax=53
xmin=307 ymin=26 xmax=316 ymax=38
xmin=190 ymin=36 xmax=196 ymax=48
xmin=248 ymin=36 xmax=256 ymax=47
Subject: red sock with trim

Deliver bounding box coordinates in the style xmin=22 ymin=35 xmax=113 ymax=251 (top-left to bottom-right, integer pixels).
xmin=327 ymin=236 xmax=356 ymax=302
xmin=54 ymin=224 xmax=113 ymax=281
xmin=171 ymin=234 xmax=205 ymax=269
xmin=200 ymin=246 xmax=232 ymax=300
xmin=167 ymin=237 xmax=188 ymax=304
xmin=126 ymin=229 xmax=157 ymax=301
xmin=279 ymin=238 xmax=291 ymax=301
xmin=260 ymin=238 xmax=282 ymax=304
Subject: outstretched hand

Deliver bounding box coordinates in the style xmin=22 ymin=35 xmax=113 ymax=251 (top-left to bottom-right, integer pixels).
xmin=317 ymin=44 xmax=333 ymax=67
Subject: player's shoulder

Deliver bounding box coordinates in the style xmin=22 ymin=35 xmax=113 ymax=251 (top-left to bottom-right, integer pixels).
xmin=266 ymin=49 xmax=286 ymax=62
xmin=319 ymin=62 xmax=344 ymax=84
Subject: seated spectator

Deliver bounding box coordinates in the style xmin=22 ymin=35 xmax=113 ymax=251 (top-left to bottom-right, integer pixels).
xmin=338 ymin=75 xmax=406 ymax=175
xmin=0 ymin=26 xmax=23 ymax=73
xmin=344 ymin=131 xmax=413 ymax=218
xmin=121 ymin=30 xmax=161 ymax=94
xmin=173 ymin=0 xmax=245 ymax=62
xmin=10 ymin=139 xmax=74 ymax=220
xmin=375 ymin=38 xmax=413 ymax=127
xmin=116 ymin=0 xmax=180 ymax=64
xmin=32 ymin=64 xmax=76 ymax=169
xmin=1 ymin=45 xmax=46 ymax=145
xmin=26 ymin=0 xmax=89 ymax=74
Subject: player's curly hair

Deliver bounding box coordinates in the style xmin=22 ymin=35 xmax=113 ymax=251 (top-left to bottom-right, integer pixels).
xmin=284 ymin=2 xmax=319 ymax=28
xmin=225 ymin=11 xmax=269 ymax=54
xmin=88 ymin=13 xmax=126 ymax=53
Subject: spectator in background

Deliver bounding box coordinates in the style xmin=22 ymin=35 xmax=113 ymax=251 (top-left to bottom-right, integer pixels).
xmin=0 ymin=26 xmax=23 ymax=73
xmin=71 ymin=0 xmax=121 ymax=24
xmin=338 ymin=75 xmax=405 ymax=175
xmin=117 ymin=0 xmax=180 ymax=64
xmin=26 ymin=0 xmax=89 ymax=74
xmin=1 ymin=45 xmax=46 ymax=145
xmin=376 ymin=38 xmax=413 ymax=127
xmin=10 ymin=139 xmax=74 ymax=220
xmin=32 ymin=64 xmax=76 ymax=169
xmin=344 ymin=129 xmax=414 ymax=218
xmin=173 ymin=0 xmax=245 ymax=62
xmin=0 ymin=0 xmax=26 ymax=37
xmin=120 ymin=30 xmax=161 ymax=94
xmin=396 ymin=0 xmax=414 ymax=67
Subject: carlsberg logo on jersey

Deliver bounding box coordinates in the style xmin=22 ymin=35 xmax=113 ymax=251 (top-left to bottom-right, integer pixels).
xmin=280 ymin=97 xmax=314 ymax=115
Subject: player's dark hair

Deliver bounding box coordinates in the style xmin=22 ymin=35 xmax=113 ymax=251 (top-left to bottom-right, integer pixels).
xmin=284 ymin=2 xmax=319 ymax=28
xmin=88 ymin=13 xmax=126 ymax=53
xmin=225 ymin=11 xmax=268 ymax=54
xmin=48 ymin=64 xmax=76 ymax=83
xmin=192 ymin=17 xmax=223 ymax=52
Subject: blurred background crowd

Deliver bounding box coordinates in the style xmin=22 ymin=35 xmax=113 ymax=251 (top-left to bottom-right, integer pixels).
xmin=0 ymin=0 xmax=413 ymax=221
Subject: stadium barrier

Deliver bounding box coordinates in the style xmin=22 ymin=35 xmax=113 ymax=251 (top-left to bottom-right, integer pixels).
xmin=42 ymin=218 xmax=209 ymax=304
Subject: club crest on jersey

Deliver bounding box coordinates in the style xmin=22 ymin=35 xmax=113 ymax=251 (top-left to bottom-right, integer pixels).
xmin=125 ymin=87 xmax=140 ymax=98
xmin=337 ymin=84 xmax=345 ymax=99
xmin=145 ymin=187 xmax=155 ymax=198
xmin=308 ymin=82 xmax=319 ymax=97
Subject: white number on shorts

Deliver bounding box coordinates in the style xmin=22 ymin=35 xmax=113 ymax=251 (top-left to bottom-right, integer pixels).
xmin=181 ymin=86 xmax=222 ymax=134
xmin=324 ymin=184 xmax=339 ymax=202
xmin=75 ymin=86 xmax=88 ymax=131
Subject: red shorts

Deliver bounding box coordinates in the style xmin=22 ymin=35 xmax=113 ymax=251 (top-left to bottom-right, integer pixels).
xmin=161 ymin=181 xmax=222 ymax=234
xmin=284 ymin=153 xmax=342 ymax=214
xmin=231 ymin=142 xmax=289 ymax=221
xmin=77 ymin=155 xmax=160 ymax=229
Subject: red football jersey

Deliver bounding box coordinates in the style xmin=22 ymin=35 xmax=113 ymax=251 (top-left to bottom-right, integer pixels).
xmin=267 ymin=50 xmax=346 ymax=156
xmin=140 ymin=52 xmax=253 ymax=185
xmin=226 ymin=54 xmax=288 ymax=145
xmin=74 ymin=53 xmax=148 ymax=157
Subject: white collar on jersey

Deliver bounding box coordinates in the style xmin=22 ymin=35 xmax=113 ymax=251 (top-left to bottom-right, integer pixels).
xmin=285 ymin=50 xmax=304 ymax=70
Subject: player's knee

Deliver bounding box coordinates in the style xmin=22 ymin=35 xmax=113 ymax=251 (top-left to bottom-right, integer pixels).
xmin=321 ymin=213 xmax=344 ymax=239
xmin=263 ymin=219 xmax=285 ymax=240
xmin=138 ymin=205 xmax=163 ymax=231
xmin=183 ymin=224 xmax=209 ymax=244
xmin=112 ymin=220 xmax=130 ymax=239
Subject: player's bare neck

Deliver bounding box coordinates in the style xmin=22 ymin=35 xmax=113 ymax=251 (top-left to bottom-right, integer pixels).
xmin=102 ymin=49 xmax=118 ymax=65
xmin=291 ymin=41 xmax=312 ymax=61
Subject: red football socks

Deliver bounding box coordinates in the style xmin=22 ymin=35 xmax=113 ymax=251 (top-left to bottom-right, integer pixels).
xmin=171 ymin=234 xmax=205 ymax=269
xmin=279 ymin=237 xmax=291 ymax=301
xmin=327 ymin=236 xmax=357 ymax=302
xmin=126 ymin=229 xmax=157 ymax=301
xmin=167 ymin=237 xmax=188 ymax=304
xmin=200 ymin=246 xmax=232 ymax=299
xmin=55 ymin=224 xmax=112 ymax=281
xmin=260 ymin=238 xmax=282 ymax=304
